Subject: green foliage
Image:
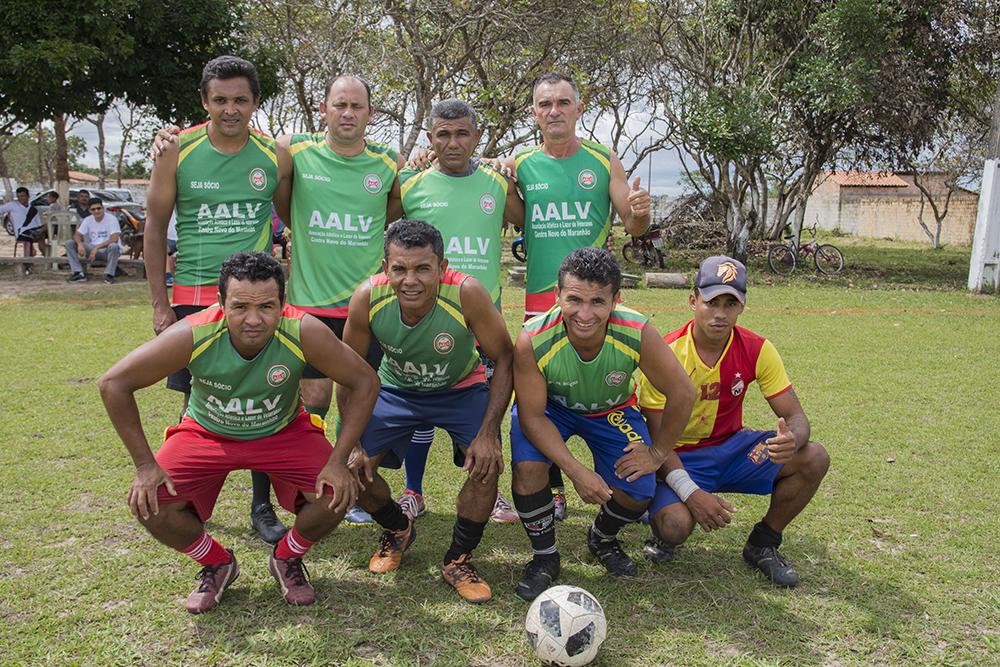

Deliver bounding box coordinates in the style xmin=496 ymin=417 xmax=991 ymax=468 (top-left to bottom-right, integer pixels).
xmin=0 ymin=130 xmax=87 ymax=183
xmin=684 ymin=85 xmax=775 ymax=160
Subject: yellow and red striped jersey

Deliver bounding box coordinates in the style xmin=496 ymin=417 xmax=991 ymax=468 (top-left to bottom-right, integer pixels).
xmin=637 ymin=321 xmax=791 ymax=450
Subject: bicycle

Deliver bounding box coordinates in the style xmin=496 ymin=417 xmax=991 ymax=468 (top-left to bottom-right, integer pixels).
xmin=767 ymin=225 xmax=844 ymax=275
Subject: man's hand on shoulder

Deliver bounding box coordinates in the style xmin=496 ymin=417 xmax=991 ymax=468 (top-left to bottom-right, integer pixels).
xmin=150 ymin=126 xmax=182 ymax=162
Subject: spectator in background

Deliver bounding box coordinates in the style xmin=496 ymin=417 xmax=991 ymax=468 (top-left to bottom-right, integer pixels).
xmin=72 ymin=189 xmax=91 ymax=220
xmin=47 ymin=192 xmax=63 ymax=211
xmin=0 ymin=187 xmax=47 ymax=258
xmin=65 ymin=197 xmax=121 ymax=284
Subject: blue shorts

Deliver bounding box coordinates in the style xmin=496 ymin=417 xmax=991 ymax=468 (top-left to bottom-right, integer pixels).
xmin=510 ymin=400 xmax=655 ymax=501
xmin=649 ymin=429 xmax=782 ymax=516
xmin=360 ymin=384 xmax=488 ymax=469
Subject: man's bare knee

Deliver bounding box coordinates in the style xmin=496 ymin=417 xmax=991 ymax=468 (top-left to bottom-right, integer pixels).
xmin=653 ymin=504 xmax=695 ymax=545
xmin=512 ymin=461 xmax=549 ymax=495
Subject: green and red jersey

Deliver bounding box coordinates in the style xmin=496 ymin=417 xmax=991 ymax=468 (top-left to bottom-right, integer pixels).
xmin=173 ymin=123 xmax=278 ymax=306
xmin=638 ymin=322 xmax=792 ymax=450
xmin=184 ymin=304 xmax=306 ymax=439
xmin=398 ymin=163 xmax=508 ymax=309
xmin=525 ymin=304 xmax=647 ymax=415
xmin=514 ymin=140 xmax=613 ymax=315
xmin=368 ymin=268 xmax=484 ymax=391
xmin=287 ymin=135 xmax=400 ymax=317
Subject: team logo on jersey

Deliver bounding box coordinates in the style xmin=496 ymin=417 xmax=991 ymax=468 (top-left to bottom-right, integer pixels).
xmin=717 ymin=261 xmax=739 ymax=283
xmin=578 ymin=168 xmax=597 ymax=190
xmin=605 ymin=370 xmax=627 ymax=386
xmin=748 ymin=441 xmax=770 ymax=465
xmin=731 ymin=372 xmax=745 ymax=397
xmin=249 ymin=167 xmax=268 ymax=192
xmin=433 ymin=332 xmax=455 ymax=355
xmin=479 ymin=193 xmax=497 ymax=215
xmin=266 ymin=364 xmax=290 ymax=387
xmin=362 ymin=173 xmax=383 ymax=194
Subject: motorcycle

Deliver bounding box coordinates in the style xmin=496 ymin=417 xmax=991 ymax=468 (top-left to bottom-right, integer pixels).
xmin=621 ymin=223 xmax=664 ymax=269
xmin=511 ymin=228 xmax=526 ymax=263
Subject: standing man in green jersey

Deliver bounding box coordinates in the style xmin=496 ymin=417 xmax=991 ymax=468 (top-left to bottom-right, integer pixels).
xmin=145 ymin=56 xmax=290 ymax=544
xmin=339 ymin=220 xmax=513 ymax=603
xmin=271 ymin=74 xmax=405 ymax=526
xmin=391 ymin=98 xmax=524 ymax=523
xmin=500 ymin=71 xmax=654 ymax=519
xmin=509 ymin=248 xmax=695 ymax=600
xmin=99 ymin=252 xmax=379 ymax=613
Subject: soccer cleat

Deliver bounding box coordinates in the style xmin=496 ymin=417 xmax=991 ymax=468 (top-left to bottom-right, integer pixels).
xmin=514 ymin=556 xmax=561 ymax=601
xmin=251 ymin=503 xmax=288 ymax=544
xmin=642 ymin=536 xmax=676 ymax=563
xmin=103 ymin=274 xmax=115 ymax=284
xmin=185 ymin=549 xmax=239 ymax=614
xmin=368 ymin=520 xmax=416 ymax=574
xmin=587 ymin=526 xmax=637 ymax=577
xmin=490 ymin=492 xmax=518 ymax=524
xmin=743 ymin=542 xmax=800 ymax=587
xmin=269 ymin=551 xmax=316 ymax=605
xmin=67 ymin=272 xmax=86 ymax=283
xmin=552 ymin=489 xmax=567 ymax=521
xmin=344 ymin=505 xmax=374 ymax=524
xmin=397 ymin=490 xmax=426 ymax=520
xmin=441 ymin=553 xmax=492 ymax=603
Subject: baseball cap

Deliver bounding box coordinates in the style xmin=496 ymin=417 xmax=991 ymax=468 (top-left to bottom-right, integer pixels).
xmin=694 ymin=255 xmax=747 ymax=304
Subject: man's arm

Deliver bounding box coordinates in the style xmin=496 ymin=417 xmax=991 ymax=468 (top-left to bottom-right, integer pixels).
xmin=273 ymin=134 xmax=294 ymax=227
xmin=764 ymin=388 xmax=810 ymax=464
xmin=513 ymin=331 xmax=613 ymax=504
xmin=501 ymin=174 xmax=525 ymax=230
xmin=385 ymin=154 xmax=407 ymax=223
xmin=460 ymin=278 xmax=513 ymax=482
xmin=616 ymin=324 xmax=696 ymax=482
xmin=89 ymin=229 xmax=120 ymax=259
xmin=145 ymin=138 xmax=180 ymax=334
xmin=98 ymin=320 xmax=194 ymax=519
xmin=336 ymin=282 xmax=380 ymax=485
xmin=608 ymin=151 xmax=650 ymax=237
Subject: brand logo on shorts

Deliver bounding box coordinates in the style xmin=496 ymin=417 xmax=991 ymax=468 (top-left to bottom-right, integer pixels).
xmin=731 ymin=372 xmax=745 ymax=397
xmin=249 ymin=167 xmax=267 ymax=192
xmin=748 ymin=441 xmax=770 ymax=465
xmin=433 ymin=332 xmax=455 ymax=355
xmin=578 ymin=168 xmax=597 ymax=190
xmin=266 ymin=364 xmax=290 ymax=387
xmin=605 ymin=370 xmax=627 ymax=386
xmin=479 ymin=193 xmax=497 ymax=215
xmin=362 ymin=173 xmax=383 ymax=194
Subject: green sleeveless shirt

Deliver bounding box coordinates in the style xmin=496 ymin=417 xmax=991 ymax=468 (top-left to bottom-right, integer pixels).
xmin=514 ymin=140 xmax=613 ymax=313
xmin=287 ymin=135 xmax=400 ymax=317
xmin=398 ymin=162 xmax=507 ymax=308
xmin=368 ymin=268 xmax=484 ymax=391
xmin=524 ymin=303 xmax=647 ymax=415
xmin=184 ymin=304 xmax=306 ymax=439
xmin=174 ymin=123 xmax=278 ymax=305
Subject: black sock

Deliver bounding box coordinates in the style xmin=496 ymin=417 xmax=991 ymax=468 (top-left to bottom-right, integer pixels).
xmin=548 ymin=464 xmax=564 ymax=490
xmin=591 ymin=497 xmax=645 ymax=542
xmin=513 ymin=488 xmax=558 ymax=560
xmin=371 ymin=501 xmax=409 ymax=532
xmin=748 ymin=520 xmax=782 ymax=548
xmin=443 ymin=516 xmax=488 ymax=564
xmin=251 ymin=471 xmax=273 ymax=507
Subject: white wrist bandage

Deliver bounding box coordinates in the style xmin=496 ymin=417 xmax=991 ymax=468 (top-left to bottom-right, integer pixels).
xmin=665 ymin=469 xmax=699 ymax=502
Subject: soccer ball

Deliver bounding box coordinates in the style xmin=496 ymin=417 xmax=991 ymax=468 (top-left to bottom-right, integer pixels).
xmin=524 ymin=585 xmax=607 ymax=666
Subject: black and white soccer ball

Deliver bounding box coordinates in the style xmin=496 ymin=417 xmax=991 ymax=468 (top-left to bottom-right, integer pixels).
xmin=524 ymin=585 xmax=607 ymax=666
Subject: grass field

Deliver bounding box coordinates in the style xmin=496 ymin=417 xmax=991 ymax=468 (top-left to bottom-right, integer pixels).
xmin=1 ymin=262 xmax=999 ymax=665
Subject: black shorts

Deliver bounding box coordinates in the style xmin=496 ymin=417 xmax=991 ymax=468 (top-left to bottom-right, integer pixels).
xmin=16 ymin=227 xmax=47 ymax=242
xmin=166 ymin=304 xmax=211 ymax=393
xmin=302 ymin=315 xmax=383 ymax=379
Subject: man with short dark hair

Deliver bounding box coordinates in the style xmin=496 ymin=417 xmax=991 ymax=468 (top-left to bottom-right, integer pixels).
xmin=0 ymin=187 xmax=45 ymax=258
xmin=509 ymin=247 xmax=695 ymax=600
xmin=64 ymin=197 xmax=122 ymax=283
xmin=46 ymin=191 xmax=63 ymax=210
xmin=72 ymin=189 xmax=91 ymax=220
xmin=99 ymin=251 xmax=379 ymax=613
xmin=340 ymin=219 xmax=513 ymax=603
xmin=637 ymin=256 xmax=829 ymax=587
xmin=145 ymin=55 xmax=291 ymax=542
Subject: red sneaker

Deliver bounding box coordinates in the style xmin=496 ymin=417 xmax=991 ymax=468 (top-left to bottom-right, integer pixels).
xmin=185 ymin=550 xmax=239 ymax=614
xmin=269 ymin=552 xmax=316 ymax=605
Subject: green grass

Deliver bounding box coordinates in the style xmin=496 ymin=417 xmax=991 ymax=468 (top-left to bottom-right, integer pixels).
xmin=1 ymin=271 xmax=999 ymax=665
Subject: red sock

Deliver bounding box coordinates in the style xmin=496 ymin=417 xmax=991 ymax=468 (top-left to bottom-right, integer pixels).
xmin=275 ymin=526 xmax=315 ymax=561
xmin=180 ymin=531 xmax=231 ymax=566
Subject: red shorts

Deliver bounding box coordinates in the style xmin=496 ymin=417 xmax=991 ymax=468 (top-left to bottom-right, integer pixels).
xmin=155 ymin=409 xmax=333 ymax=522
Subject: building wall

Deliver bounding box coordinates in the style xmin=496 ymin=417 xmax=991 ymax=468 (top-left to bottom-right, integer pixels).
xmin=803 ymin=177 xmax=979 ymax=246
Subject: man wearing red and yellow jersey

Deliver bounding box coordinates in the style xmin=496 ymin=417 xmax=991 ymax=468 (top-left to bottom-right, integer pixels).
xmin=637 ymin=256 xmax=829 ymax=587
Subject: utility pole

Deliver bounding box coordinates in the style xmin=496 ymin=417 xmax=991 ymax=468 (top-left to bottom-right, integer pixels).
xmin=968 ymin=82 xmax=1000 ymax=292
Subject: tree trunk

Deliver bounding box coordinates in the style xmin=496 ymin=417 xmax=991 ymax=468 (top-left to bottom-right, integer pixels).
xmin=95 ymin=112 xmax=107 ymax=188
xmin=53 ymin=114 xmax=71 ymax=204
xmin=36 ymin=123 xmax=48 ymax=187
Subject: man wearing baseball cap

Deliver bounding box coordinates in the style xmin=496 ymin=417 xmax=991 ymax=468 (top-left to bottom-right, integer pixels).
xmin=636 ymin=256 xmax=830 ymax=587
